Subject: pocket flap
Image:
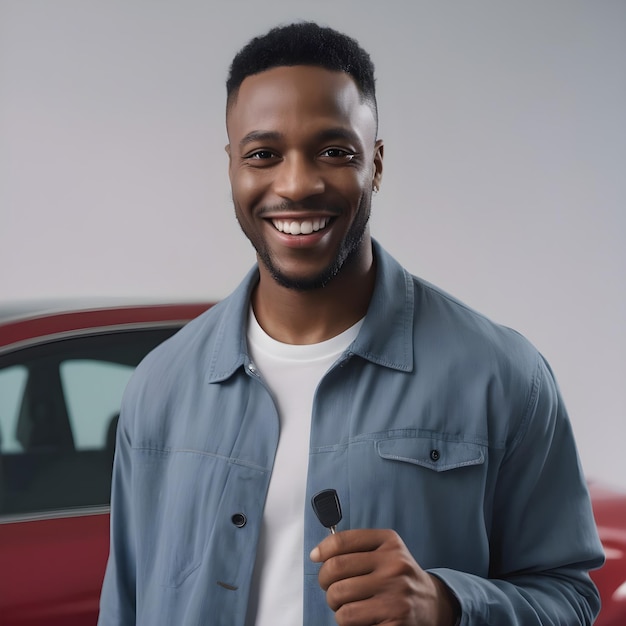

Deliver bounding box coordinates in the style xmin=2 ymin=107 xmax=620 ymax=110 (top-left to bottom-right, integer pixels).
xmin=376 ymin=437 xmax=485 ymax=472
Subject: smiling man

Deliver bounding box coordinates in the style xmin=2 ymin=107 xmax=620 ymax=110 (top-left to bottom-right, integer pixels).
xmin=98 ymin=23 xmax=604 ymax=626
xmin=226 ymin=62 xmax=381 ymax=344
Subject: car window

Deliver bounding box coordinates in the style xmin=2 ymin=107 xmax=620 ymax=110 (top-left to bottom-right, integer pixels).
xmin=61 ymin=360 xmax=134 ymax=450
xmin=0 ymin=326 xmax=179 ymax=517
xmin=0 ymin=365 xmax=28 ymax=452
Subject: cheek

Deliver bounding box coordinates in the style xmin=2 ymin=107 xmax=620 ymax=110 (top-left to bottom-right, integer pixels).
xmin=231 ymin=169 xmax=270 ymax=209
xmin=341 ymin=162 xmax=373 ymax=191
xmin=344 ymin=171 xmax=372 ymax=207
xmin=322 ymin=166 xmax=365 ymax=197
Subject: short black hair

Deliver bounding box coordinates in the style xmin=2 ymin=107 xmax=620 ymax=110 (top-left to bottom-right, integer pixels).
xmin=226 ymin=22 xmax=377 ymax=125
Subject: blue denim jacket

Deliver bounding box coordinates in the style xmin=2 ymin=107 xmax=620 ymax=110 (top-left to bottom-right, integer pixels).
xmin=98 ymin=241 xmax=603 ymax=625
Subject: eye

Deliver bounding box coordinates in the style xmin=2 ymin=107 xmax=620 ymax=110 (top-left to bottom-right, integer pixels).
xmin=245 ymin=150 xmax=277 ymax=160
xmin=320 ymin=147 xmax=356 ymax=161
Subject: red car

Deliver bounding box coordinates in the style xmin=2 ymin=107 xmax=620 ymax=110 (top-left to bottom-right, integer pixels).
xmin=0 ymin=302 xmax=623 ymax=625
xmin=589 ymin=481 xmax=626 ymax=624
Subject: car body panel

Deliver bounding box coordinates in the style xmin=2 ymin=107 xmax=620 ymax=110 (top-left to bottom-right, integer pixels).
xmin=590 ymin=482 xmax=626 ymax=625
xmin=0 ymin=511 xmax=109 ymax=626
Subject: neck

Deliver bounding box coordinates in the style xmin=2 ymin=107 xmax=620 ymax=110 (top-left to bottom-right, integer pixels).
xmin=252 ymin=239 xmax=375 ymax=345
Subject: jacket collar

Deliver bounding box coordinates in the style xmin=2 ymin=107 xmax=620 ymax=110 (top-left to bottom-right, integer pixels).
xmin=206 ymin=240 xmax=414 ymax=383
xmin=350 ymin=240 xmax=414 ymax=372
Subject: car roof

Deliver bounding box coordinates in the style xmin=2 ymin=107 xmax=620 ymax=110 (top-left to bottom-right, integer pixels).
xmin=0 ymin=298 xmax=207 ymax=322
xmin=0 ymin=299 xmax=214 ymax=351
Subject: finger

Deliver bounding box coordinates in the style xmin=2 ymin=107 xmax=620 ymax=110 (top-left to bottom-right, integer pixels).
xmin=333 ymin=596 xmax=379 ymax=625
xmin=333 ymin=595 xmax=415 ymax=626
xmin=327 ymin=573 xmax=422 ymax=622
xmin=322 ymin=549 xmax=422 ymax=602
xmin=310 ymin=528 xmax=394 ymax=563
xmin=318 ymin=551 xmax=376 ymax=591
xmin=325 ymin=571 xmax=377 ymax=611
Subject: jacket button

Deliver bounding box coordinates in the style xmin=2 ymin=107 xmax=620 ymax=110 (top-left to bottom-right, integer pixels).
xmin=231 ymin=513 xmax=247 ymax=528
xmin=430 ymin=449 xmax=440 ymax=462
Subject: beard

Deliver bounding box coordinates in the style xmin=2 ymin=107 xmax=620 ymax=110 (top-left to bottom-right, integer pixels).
xmin=259 ymin=221 xmax=368 ymax=291
xmin=236 ymin=193 xmax=372 ymax=292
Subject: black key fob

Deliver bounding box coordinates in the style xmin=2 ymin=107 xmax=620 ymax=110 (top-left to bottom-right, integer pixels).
xmin=311 ymin=489 xmax=342 ymax=534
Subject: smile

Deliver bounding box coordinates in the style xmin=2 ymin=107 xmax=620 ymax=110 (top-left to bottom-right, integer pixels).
xmin=271 ymin=217 xmax=332 ymax=235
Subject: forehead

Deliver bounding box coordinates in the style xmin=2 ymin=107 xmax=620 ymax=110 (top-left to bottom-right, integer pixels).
xmin=226 ymin=65 xmax=376 ymax=144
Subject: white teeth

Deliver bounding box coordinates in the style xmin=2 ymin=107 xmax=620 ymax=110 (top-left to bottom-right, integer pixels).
xmin=272 ymin=217 xmax=330 ymax=235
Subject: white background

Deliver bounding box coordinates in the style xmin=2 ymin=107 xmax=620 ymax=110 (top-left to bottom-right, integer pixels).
xmin=1 ymin=1 xmax=624 ymax=488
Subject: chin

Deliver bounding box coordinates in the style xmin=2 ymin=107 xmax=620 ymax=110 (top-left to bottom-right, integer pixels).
xmin=269 ymin=266 xmax=339 ymax=291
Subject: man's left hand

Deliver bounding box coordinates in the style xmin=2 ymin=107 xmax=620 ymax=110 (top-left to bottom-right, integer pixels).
xmin=310 ymin=528 xmax=460 ymax=626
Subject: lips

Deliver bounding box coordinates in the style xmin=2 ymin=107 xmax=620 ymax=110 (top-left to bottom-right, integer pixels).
xmin=271 ymin=217 xmax=332 ymax=235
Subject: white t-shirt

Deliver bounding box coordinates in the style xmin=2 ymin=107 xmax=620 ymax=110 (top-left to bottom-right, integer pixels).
xmin=244 ymin=310 xmax=363 ymax=626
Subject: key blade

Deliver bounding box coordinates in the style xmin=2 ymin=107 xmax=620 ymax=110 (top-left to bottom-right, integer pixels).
xmin=311 ymin=489 xmax=342 ymax=529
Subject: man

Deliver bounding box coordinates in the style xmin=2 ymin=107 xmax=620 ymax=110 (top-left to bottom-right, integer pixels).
xmin=99 ymin=22 xmax=604 ymax=625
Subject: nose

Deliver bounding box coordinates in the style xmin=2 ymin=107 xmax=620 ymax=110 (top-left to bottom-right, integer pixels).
xmin=272 ymin=153 xmax=325 ymax=202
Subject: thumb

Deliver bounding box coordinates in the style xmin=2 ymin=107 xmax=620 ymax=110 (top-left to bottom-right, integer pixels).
xmin=309 ymin=544 xmax=322 ymax=562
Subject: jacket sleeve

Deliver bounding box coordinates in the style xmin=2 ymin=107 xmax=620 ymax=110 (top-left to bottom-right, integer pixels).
xmin=97 ymin=398 xmax=137 ymax=625
xmin=430 ymin=356 xmax=605 ymax=625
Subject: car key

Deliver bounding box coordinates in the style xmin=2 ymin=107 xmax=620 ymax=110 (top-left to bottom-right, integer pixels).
xmin=311 ymin=489 xmax=342 ymax=534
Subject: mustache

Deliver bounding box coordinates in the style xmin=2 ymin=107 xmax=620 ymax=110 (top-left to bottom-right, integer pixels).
xmin=257 ymin=199 xmax=342 ymax=216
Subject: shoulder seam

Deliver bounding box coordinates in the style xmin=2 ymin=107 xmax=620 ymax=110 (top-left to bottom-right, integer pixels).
xmin=504 ymin=353 xmax=544 ymax=460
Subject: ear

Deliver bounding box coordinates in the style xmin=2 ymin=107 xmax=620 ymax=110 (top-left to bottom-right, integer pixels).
xmin=372 ymin=139 xmax=384 ymax=191
xmin=225 ymin=143 xmax=232 ymax=164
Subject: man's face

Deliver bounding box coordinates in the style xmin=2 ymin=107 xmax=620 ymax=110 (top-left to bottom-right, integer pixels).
xmin=226 ymin=65 xmax=383 ymax=290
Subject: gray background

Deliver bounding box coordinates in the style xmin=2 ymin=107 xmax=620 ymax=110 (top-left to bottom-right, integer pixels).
xmin=1 ymin=1 xmax=625 ymax=488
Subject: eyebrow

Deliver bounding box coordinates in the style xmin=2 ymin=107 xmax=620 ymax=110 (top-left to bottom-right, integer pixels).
xmin=238 ymin=127 xmax=361 ymax=151
xmin=315 ymin=127 xmax=361 ymax=145
xmin=238 ymin=130 xmax=282 ymax=150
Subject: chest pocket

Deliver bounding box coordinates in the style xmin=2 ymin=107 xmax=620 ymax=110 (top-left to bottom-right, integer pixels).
xmin=375 ymin=436 xmax=485 ymax=472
